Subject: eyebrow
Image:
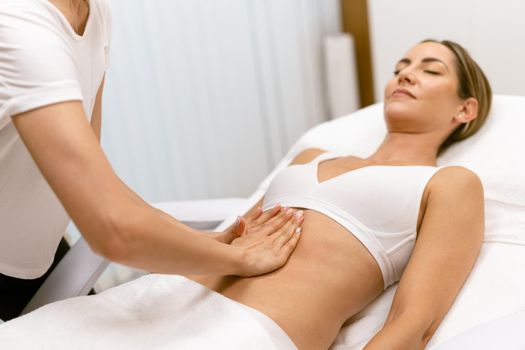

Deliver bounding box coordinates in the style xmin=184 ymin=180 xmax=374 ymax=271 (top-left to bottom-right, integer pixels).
xmin=396 ymin=57 xmax=449 ymax=71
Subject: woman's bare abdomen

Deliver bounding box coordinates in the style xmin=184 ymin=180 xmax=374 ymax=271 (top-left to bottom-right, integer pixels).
xmin=191 ymin=210 xmax=384 ymax=349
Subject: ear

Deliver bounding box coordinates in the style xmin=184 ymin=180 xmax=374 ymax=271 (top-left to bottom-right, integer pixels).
xmin=455 ymin=97 xmax=478 ymax=124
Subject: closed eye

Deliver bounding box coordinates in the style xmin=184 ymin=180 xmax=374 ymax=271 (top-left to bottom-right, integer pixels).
xmin=393 ymin=69 xmax=441 ymax=76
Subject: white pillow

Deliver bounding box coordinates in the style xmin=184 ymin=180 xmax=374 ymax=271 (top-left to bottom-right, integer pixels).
xmin=439 ymin=95 xmax=525 ymax=206
xmin=234 ymin=94 xmax=525 ymax=349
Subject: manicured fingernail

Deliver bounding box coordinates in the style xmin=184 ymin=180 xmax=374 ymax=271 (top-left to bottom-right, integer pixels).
xmin=295 ymin=227 xmax=302 ymax=235
xmin=286 ymin=208 xmax=294 ymax=215
xmin=294 ymin=210 xmax=303 ymax=219
xmin=235 ymin=216 xmax=241 ymax=226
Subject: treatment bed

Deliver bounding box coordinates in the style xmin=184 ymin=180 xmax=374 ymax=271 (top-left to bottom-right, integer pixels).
xmin=1 ymin=95 xmax=524 ymax=349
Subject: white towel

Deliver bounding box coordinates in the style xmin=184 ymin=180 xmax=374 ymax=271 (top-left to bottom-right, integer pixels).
xmin=0 ymin=275 xmax=295 ymax=350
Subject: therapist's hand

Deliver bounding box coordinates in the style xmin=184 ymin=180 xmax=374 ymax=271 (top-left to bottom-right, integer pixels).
xmin=229 ymin=207 xmax=304 ymax=277
xmin=213 ymin=204 xmax=285 ymax=244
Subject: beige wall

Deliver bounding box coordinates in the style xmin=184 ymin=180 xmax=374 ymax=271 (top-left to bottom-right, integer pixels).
xmin=368 ymin=0 xmax=525 ymax=101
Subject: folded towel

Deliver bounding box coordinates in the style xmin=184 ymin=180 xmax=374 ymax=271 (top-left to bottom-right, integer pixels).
xmin=0 ymin=275 xmax=295 ymax=350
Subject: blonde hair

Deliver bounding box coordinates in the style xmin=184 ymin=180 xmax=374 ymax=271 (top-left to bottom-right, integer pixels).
xmin=422 ymin=40 xmax=492 ymax=155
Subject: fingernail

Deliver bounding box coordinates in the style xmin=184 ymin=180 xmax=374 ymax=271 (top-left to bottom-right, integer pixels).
xmin=294 ymin=210 xmax=303 ymax=219
xmin=235 ymin=216 xmax=241 ymax=226
xmin=286 ymin=208 xmax=294 ymax=215
xmin=295 ymin=227 xmax=302 ymax=235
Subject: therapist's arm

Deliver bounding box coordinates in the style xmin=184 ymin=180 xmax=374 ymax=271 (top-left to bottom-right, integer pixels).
xmin=364 ymin=167 xmax=484 ymax=350
xmin=90 ymin=76 xmax=104 ymax=141
xmin=88 ymin=77 xmax=282 ymax=247
xmin=88 ymin=78 xmax=294 ymax=246
xmin=12 ymin=100 xmax=302 ymax=277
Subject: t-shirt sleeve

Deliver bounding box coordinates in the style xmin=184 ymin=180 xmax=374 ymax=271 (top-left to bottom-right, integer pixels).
xmin=0 ymin=4 xmax=83 ymax=120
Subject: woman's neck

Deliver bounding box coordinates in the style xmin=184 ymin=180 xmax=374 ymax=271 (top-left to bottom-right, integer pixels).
xmin=366 ymin=132 xmax=441 ymax=166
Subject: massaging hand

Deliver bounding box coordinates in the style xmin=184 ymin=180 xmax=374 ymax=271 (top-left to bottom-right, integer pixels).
xmin=227 ymin=205 xmax=304 ymax=277
xmin=213 ymin=204 xmax=288 ymax=243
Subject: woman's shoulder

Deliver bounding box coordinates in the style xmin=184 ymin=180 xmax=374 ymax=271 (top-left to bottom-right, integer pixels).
xmin=434 ymin=165 xmax=481 ymax=182
xmin=290 ymin=148 xmax=330 ymax=165
xmin=429 ymin=165 xmax=484 ymax=199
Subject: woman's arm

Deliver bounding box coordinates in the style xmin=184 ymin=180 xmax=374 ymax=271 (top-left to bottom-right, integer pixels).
xmin=364 ymin=166 xmax=484 ymax=350
xmin=12 ymin=101 xmax=302 ymax=277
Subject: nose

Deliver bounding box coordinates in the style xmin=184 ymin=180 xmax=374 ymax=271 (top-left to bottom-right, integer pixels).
xmin=397 ymin=68 xmax=416 ymax=85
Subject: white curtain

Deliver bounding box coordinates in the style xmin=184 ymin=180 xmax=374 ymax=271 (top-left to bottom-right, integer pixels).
xmin=75 ymin=0 xmax=344 ymax=290
xmin=101 ymin=0 xmax=342 ymax=202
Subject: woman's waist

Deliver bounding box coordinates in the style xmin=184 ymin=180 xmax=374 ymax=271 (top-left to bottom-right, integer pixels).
xmin=192 ymin=214 xmax=384 ymax=343
xmin=193 ymin=255 xmax=355 ymax=314
xmin=218 ymin=246 xmax=381 ymax=320
xmin=196 ymin=265 xmax=347 ymax=349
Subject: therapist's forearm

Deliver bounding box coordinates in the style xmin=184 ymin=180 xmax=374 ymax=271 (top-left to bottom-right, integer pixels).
xmin=11 ymin=101 xmax=275 ymax=277
xmin=93 ymin=201 xmax=243 ymax=276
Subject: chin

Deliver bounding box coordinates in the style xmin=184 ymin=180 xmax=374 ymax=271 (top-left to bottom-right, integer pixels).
xmin=384 ymin=100 xmax=416 ymax=120
xmin=383 ymin=102 xmax=423 ymax=132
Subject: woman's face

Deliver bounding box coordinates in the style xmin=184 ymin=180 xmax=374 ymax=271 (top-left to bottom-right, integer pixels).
xmin=383 ymin=42 xmax=463 ymax=136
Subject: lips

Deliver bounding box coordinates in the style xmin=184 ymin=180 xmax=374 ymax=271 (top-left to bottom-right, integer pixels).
xmin=391 ymin=88 xmax=416 ymax=99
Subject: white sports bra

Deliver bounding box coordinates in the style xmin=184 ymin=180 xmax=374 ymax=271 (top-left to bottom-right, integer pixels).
xmin=262 ymin=152 xmax=443 ymax=288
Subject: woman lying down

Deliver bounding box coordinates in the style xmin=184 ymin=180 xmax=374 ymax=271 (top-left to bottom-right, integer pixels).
xmin=0 ymin=39 xmax=490 ymax=350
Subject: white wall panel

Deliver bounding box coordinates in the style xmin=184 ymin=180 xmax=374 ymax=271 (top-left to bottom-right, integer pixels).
xmin=101 ymin=0 xmax=342 ymax=202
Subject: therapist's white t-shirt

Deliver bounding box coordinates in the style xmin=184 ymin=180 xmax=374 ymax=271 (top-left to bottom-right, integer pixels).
xmin=0 ymin=0 xmax=111 ymax=278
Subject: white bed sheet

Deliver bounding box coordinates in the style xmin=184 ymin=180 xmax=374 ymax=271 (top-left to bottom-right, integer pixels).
xmin=330 ymin=242 xmax=525 ymax=349
xmin=430 ymin=308 xmax=525 ymax=350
